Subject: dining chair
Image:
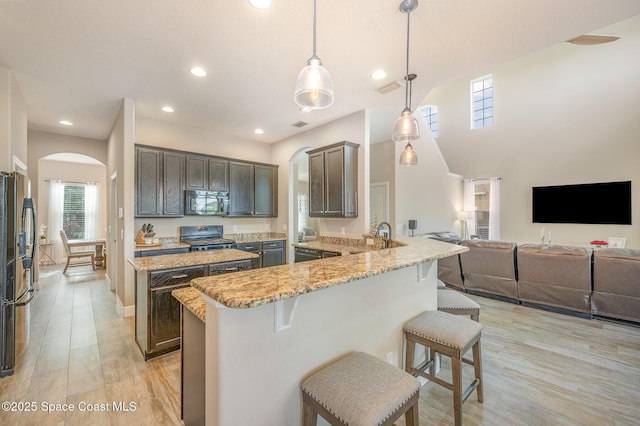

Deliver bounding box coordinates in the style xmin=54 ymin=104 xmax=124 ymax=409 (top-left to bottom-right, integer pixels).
xmin=60 ymin=230 xmax=95 ymax=274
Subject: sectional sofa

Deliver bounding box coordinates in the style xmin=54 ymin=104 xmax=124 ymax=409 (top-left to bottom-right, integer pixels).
xmin=426 ymin=233 xmax=640 ymax=324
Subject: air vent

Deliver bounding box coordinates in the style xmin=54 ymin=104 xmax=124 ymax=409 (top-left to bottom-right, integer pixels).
xmin=293 ymin=121 xmax=308 ymax=128
xmin=376 ymin=81 xmax=401 ymax=94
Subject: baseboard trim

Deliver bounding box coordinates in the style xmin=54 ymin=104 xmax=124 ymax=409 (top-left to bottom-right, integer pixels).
xmin=116 ymin=297 xmax=135 ymax=318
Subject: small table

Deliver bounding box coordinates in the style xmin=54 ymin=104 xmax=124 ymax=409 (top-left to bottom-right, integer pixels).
xmin=38 ymin=240 xmax=55 ymax=265
xmin=67 ymin=238 xmax=107 ymax=269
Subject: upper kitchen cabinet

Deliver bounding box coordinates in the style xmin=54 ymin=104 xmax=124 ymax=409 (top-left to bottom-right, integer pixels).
xmin=135 ymin=146 xmax=185 ymax=217
xmin=229 ymin=161 xmax=278 ymax=217
xmin=308 ymin=141 xmax=359 ymax=218
xmin=186 ymin=155 xmax=229 ymax=191
xmin=254 ymin=164 xmax=278 ymax=217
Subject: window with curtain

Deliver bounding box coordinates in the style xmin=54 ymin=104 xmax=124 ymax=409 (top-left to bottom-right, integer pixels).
xmin=48 ymin=180 xmax=101 ymax=262
xmin=463 ymin=178 xmax=500 ymax=240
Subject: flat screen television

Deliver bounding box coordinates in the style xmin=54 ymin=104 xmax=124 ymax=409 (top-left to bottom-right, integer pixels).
xmin=532 ymin=181 xmax=631 ymax=225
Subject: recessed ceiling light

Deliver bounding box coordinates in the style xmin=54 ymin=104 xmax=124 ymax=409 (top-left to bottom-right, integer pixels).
xmin=249 ymin=0 xmax=271 ymax=9
xmin=59 ymin=120 xmax=73 ymax=126
xmin=299 ymin=106 xmax=312 ymax=113
xmin=162 ymin=106 xmax=175 ymax=113
xmin=190 ymin=67 xmax=207 ymax=77
xmin=254 ymin=128 xmax=264 ymax=135
xmin=371 ymin=70 xmax=387 ymax=80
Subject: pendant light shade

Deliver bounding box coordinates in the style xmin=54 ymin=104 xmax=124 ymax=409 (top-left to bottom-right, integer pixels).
xmin=394 ymin=0 xmax=420 ymax=161
xmin=392 ymin=107 xmax=420 ymax=142
xmin=295 ymin=57 xmax=334 ymax=109
xmin=294 ymin=0 xmax=334 ymax=110
xmin=399 ymin=142 xmax=417 ymax=166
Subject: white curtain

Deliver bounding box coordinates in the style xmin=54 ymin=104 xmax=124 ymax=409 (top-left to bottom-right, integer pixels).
xmin=48 ymin=180 xmax=65 ymax=263
xmin=463 ymin=179 xmax=476 ymax=236
xmin=85 ymin=182 xmax=101 ymax=239
xmin=488 ymin=177 xmax=501 ymax=240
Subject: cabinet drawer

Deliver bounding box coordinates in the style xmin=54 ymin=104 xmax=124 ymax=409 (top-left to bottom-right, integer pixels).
xmin=150 ymin=266 xmax=207 ymax=289
xmin=209 ymin=259 xmax=253 ymax=275
xmin=262 ymin=240 xmax=285 ymax=249
xmin=236 ymin=242 xmax=261 ymax=251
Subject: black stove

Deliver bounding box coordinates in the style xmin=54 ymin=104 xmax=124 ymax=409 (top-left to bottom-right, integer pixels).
xmin=179 ymin=225 xmax=236 ymax=252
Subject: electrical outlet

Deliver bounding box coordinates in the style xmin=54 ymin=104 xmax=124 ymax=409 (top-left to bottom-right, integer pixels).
xmin=385 ymin=352 xmax=394 ymax=365
xmin=233 ymin=225 xmax=238 ymax=232
xmin=340 ymin=227 xmax=345 ymax=235
xmin=366 ymin=238 xmax=374 ymax=245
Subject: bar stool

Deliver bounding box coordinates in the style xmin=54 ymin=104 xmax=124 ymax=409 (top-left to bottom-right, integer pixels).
xmin=301 ymin=351 xmax=420 ymax=426
xmin=437 ymin=289 xmax=481 ymax=322
xmin=404 ymin=310 xmax=483 ymax=426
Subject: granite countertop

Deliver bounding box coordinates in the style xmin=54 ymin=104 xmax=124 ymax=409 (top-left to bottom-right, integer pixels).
xmin=134 ymin=241 xmax=191 ymax=253
xmin=227 ymin=232 xmax=287 ymax=244
xmin=191 ymin=237 xmax=467 ymax=310
xmin=292 ymin=240 xmax=380 ymax=255
xmin=172 ymin=287 xmax=206 ymax=322
xmin=128 ymin=249 xmax=259 ymax=271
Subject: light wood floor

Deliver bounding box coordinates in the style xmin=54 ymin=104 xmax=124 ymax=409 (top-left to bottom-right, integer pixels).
xmin=1 ymin=267 xmax=639 ymax=425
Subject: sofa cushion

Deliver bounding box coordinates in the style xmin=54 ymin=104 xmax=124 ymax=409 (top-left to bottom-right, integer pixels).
xmin=592 ymin=248 xmax=640 ymax=322
xmin=459 ymin=239 xmax=518 ymax=300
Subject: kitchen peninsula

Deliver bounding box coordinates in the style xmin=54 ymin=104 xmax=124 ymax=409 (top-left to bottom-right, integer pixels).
xmin=183 ymin=237 xmax=466 ymax=426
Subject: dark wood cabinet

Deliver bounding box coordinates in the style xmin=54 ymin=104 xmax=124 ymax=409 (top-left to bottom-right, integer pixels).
xmin=163 ymin=151 xmax=184 ymax=216
xmin=135 ymin=144 xmax=276 ymax=217
xmin=308 ymin=141 xmax=359 ymax=218
xmin=185 ymin=155 xmax=208 ymax=190
xmin=209 ymin=157 xmax=229 ymax=191
xmin=135 ymin=147 xmax=185 ymax=217
xmin=237 ymin=240 xmax=286 ymax=268
xmin=186 ymin=155 xmax=229 ymax=191
xmin=229 ymin=161 xmax=255 ymax=215
xmin=254 ymin=164 xmax=278 ymax=217
xmin=135 ymin=147 xmax=163 ymax=216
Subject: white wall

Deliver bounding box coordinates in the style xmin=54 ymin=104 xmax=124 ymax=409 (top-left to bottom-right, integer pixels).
xmin=0 ymin=67 xmax=28 ymax=173
xmin=370 ymin=140 xmax=396 ymax=230
xmin=424 ymin=15 xmax=640 ymax=247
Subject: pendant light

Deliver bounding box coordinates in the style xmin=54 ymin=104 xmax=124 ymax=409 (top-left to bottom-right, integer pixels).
xmin=394 ymin=0 xmax=420 ymax=165
xmin=294 ymin=0 xmax=334 ymax=110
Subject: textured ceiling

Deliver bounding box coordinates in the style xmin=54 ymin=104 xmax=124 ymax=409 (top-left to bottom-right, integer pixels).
xmin=1 ymin=0 xmax=639 ymax=144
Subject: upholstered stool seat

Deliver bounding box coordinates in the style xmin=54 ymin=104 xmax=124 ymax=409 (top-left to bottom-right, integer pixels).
xmin=438 ymin=289 xmax=481 ymax=321
xmin=404 ymin=310 xmax=483 ymax=426
xmin=301 ymin=351 xmax=420 ymax=426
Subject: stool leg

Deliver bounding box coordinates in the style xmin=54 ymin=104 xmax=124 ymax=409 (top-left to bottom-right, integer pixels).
xmin=302 ymin=400 xmax=317 ymax=426
xmin=473 ymin=339 xmax=484 ymax=403
xmin=405 ymin=334 xmax=416 ymax=374
xmin=452 ymin=349 xmax=463 ymax=426
xmin=405 ymin=400 xmax=419 ymax=426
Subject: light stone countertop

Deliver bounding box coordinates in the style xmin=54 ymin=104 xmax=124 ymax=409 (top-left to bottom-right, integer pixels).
xmin=227 ymin=232 xmax=287 ymax=244
xmin=172 ymin=287 xmax=206 ymax=322
xmin=128 ymin=249 xmax=259 ymax=271
xmin=191 ymin=236 xmax=467 ymax=310
xmin=134 ymin=241 xmax=191 ymax=253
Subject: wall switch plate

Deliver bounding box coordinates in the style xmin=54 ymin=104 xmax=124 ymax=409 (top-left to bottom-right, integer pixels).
xmin=233 ymin=225 xmax=238 ymax=232
xmin=340 ymin=227 xmax=345 ymax=235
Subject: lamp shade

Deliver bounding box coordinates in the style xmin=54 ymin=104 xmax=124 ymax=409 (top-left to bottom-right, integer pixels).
xmin=294 ymin=57 xmax=334 ymax=110
xmin=392 ymin=108 xmax=420 ymax=142
xmin=456 ymin=210 xmax=473 ymax=220
xmin=399 ymin=142 xmax=417 ymax=166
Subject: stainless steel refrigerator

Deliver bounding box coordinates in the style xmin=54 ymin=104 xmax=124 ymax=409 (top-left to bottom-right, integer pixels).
xmin=0 ymin=171 xmax=37 ymax=378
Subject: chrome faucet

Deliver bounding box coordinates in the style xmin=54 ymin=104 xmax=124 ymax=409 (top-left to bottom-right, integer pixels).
xmin=376 ymin=221 xmax=392 ymax=248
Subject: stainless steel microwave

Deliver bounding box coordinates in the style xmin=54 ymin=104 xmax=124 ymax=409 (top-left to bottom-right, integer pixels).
xmin=185 ymin=190 xmax=230 ymax=215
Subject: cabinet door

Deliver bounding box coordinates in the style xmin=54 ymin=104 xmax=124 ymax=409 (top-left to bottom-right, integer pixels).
xmin=163 ymin=151 xmax=184 ymax=216
xmin=324 ymin=146 xmax=345 ymax=216
xmin=262 ymin=241 xmax=285 ymax=267
xmin=149 ymin=285 xmax=185 ymax=353
xmin=254 ymin=164 xmax=278 ymax=217
xmin=308 ymin=152 xmax=325 ymax=216
xmin=136 ymin=147 xmax=162 ymax=216
xmin=236 ymin=242 xmax=262 ymax=269
xmin=209 ymin=158 xmax=229 ymax=191
xmin=185 ymin=155 xmax=208 ymax=190
xmin=229 ymin=161 xmax=255 ymax=215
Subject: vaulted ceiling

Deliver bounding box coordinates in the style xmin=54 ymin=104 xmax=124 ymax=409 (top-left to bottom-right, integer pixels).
xmin=1 ymin=0 xmax=639 ymax=144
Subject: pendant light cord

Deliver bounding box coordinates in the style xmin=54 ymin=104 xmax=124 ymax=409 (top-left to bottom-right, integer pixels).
xmin=404 ymin=8 xmax=411 ymax=110
xmin=312 ymin=0 xmax=317 ymax=58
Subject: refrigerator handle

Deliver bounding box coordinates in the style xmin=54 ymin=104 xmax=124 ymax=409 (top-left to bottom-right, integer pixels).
xmin=4 ymin=287 xmax=36 ymax=307
xmin=21 ymin=197 xmax=36 ymax=270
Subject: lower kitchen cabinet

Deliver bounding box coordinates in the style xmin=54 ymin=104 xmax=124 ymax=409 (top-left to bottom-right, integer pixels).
xmin=294 ymin=247 xmax=342 ymax=262
xmin=237 ymin=240 xmax=286 ymax=268
xmin=134 ymin=259 xmax=252 ymax=360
